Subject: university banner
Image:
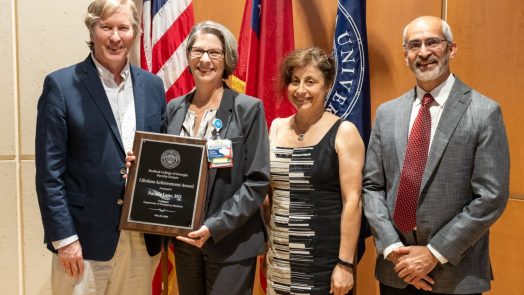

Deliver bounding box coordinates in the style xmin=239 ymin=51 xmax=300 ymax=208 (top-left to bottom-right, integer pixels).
xmin=326 ymin=0 xmax=371 ymax=147
xmin=326 ymin=0 xmax=372 ymax=262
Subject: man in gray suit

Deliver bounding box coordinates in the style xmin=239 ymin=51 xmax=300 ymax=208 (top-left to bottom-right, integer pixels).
xmin=362 ymin=16 xmax=509 ymax=295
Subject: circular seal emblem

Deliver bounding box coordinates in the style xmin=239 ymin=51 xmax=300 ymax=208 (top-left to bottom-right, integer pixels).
xmin=160 ymin=149 xmax=181 ymax=169
xmin=325 ymin=5 xmax=367 ymax=120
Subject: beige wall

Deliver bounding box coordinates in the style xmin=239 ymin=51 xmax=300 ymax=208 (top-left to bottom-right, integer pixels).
xmin=3 ymin=1 xmax=92 ymax=293
xmin=1 ymin=0 xmax=20 ymax=294
xmin=2 ymin=0 xmax=523 ymax=294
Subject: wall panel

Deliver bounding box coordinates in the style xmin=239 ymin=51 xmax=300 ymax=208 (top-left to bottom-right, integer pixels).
xmin=447 ymin=1 xmax=524 ymax=197
xmin=193 ymin=0 xmax=244 ymax=37
xmin=0 ymin=0 xmax=16 ymax=157
xmin=17 ymin=0 xmax=90 ymax=158
xmin=0 ymin=162 xmax=19 ymax=294
xmin=21 ymin=160 xmax=51 ymax=295
xmin=292 ymin=0 xmax=337 ymax=51
xmin=488 ymin=199 xmax=524 ymax=294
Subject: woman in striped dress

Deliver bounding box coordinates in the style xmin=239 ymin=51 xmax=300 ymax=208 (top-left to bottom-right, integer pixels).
xmin=266 ymin=48 xmax=365 ymax=295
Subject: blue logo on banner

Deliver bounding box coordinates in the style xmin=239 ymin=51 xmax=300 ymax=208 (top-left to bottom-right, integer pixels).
xmin=326 ymin=3 xmax=367 ymax=121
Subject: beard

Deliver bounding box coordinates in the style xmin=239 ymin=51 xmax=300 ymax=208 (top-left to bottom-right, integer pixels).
xmin=410 ymin=52 xmax=450 ymax=81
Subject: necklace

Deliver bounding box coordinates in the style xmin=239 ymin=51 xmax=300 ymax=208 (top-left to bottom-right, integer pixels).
xmin=293 ymin=111 xmax=324 ymax=141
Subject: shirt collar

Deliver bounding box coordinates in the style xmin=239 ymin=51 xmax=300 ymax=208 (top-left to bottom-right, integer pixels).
xmin=415 ymin=73 xmax=455 ymax=107
xmin=91 ymin=53 xmax=130 ymax=83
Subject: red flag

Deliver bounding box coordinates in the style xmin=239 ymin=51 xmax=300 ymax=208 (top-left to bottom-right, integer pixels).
xmin=232 ymin=0 xmax=295 ymax=126
xmin=141 ymin=1 xmax=195 ymax=294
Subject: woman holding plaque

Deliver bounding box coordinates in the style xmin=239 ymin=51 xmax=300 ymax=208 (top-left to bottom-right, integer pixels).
xmin=129 ymin=21 xmax=269 ymax=295
xmin=265 ymin=48 xmax=365 ymax=295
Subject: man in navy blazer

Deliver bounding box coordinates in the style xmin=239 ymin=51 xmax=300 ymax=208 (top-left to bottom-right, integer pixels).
xmin=35 ymin=1 xmax=165 ymax=294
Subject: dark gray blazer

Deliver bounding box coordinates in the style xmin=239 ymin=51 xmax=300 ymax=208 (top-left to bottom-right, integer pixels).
xmin=164 ymin=86 xmax=270 ymax=262
xmin=362 ymin=77 xmax=510 ymax=294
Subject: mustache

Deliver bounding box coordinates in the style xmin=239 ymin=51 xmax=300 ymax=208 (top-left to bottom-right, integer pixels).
xmin=415 ymin=57 xmax=439 ymax=67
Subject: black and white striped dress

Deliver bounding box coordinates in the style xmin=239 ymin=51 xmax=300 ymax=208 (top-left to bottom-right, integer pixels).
xmin=267 ymin=120 xmax=343 ymax=295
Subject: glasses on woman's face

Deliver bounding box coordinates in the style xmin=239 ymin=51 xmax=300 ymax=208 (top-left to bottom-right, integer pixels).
xmin=188 ymin=47 xmax=224 ymax=60
xmin=404 ymin=38 xmax=448 ymax=53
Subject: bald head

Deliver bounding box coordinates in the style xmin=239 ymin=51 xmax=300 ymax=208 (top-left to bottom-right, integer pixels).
xmin=403 ymin=16 xmax=453 ymax=45
xmin=402 ymin=16 xmax=457 ymax=91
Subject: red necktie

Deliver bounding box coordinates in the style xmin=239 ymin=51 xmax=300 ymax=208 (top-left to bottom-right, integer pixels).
xmin=394 ymin=93 xmax=434 ymax=233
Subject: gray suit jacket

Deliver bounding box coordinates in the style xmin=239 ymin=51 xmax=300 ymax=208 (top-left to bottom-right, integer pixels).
xmin=164 ymin=86 xmax=270 ymax=262
xmin=362 ymin=77 xmax=509 ymax=294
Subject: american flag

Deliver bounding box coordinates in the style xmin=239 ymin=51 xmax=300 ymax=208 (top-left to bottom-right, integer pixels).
xmin=140 ymin=1 xmax=195 ymax=294
xmin=141 ymin=0 xmax=195 ymax=102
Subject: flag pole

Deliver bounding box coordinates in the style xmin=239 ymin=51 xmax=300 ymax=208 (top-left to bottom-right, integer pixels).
xmin=161 ymin=237 xmax=169 ymax=295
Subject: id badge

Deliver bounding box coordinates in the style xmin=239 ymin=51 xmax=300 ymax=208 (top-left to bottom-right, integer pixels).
xmin=207 ymin=139 xmax=233 ymax=168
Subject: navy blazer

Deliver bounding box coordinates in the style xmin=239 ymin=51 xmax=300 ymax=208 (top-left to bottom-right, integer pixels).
xmin=35 ymin=55 xmax=166 ymax=261
xmin=165 ymin=87 xmax=270 ymax=262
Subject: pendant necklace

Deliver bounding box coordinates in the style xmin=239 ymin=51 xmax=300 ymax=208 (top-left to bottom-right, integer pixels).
xmin=293 ymin=111 xmax=324 ymax=141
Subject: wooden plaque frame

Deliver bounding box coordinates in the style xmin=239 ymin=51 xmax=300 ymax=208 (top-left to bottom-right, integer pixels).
xmin=119 ymin=131 xmax=208 ymax=236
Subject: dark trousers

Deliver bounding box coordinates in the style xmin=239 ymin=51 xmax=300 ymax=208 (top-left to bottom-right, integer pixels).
xmin=173 ymin=240 xmax=257 ymax=295
xmin=380 ymin=283 xmax=481 ymax=295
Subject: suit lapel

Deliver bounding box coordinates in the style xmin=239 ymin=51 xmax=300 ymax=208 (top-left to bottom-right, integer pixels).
xmin=421 ymin=78 xmax=472 ymax=191
xmin=206 ymin=87 xmax=235 ymax=199
xmin=79 ymin=56 xmax=125 ymax=154
xmin=170 ymin=93 xmax=192 ymax=135
xmin=214 ymin=87 xmax=235 ymax=138
xmin=131 ymin=66 xmax=145 ymax=131
xmin=395 ymin=89 xmax=416 ymax=170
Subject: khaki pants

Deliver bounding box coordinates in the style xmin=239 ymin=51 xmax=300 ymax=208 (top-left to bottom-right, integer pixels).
xmin=51 ymin=230 xmax=160 ymax=295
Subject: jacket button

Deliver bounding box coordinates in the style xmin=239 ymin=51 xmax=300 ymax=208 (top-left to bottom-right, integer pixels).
xmin=117 ymin=198 xmax=124 ymax=205
xmin=120 ymin=167 xmax=127 ymax=175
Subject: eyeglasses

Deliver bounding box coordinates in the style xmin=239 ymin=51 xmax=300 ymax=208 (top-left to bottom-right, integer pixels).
xmin=188 ymin=47 xmax=224 ymax=60
xmin=404 ymin=38 xmax=448 ymax=52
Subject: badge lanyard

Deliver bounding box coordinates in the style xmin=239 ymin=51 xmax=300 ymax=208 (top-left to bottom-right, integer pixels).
xmin=206 ymin=118 xmax=233 ymax=168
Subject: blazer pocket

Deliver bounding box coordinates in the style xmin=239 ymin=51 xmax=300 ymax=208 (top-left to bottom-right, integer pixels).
xmin=66 ymin=191 xmax=86 ymax=207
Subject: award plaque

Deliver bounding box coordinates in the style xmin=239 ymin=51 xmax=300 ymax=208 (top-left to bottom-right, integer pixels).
xmin=120 ymin=131 xmax=208 ymax=236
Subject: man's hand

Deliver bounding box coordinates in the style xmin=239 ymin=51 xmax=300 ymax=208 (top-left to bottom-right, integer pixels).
xmin=58 ymin=240 xmax=84 ymax=279
xmin=393 ymin=246 xmax=438 ymax=290
xmin=386 ymin=247 xmax=410 ymax=264
xmin=176 ymin=225 xmax=211 ymax=248
xmin=123 ymin=150 xmax=136 ymax=179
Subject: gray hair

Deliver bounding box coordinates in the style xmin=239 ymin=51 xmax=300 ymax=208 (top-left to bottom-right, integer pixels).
xmin=186 ymin=21 xmax=238 ymax=79
xmin=84 ymin=0 xmax=140 ymax=51
xmin=402 ymin=17 xmax=454 ymax=45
